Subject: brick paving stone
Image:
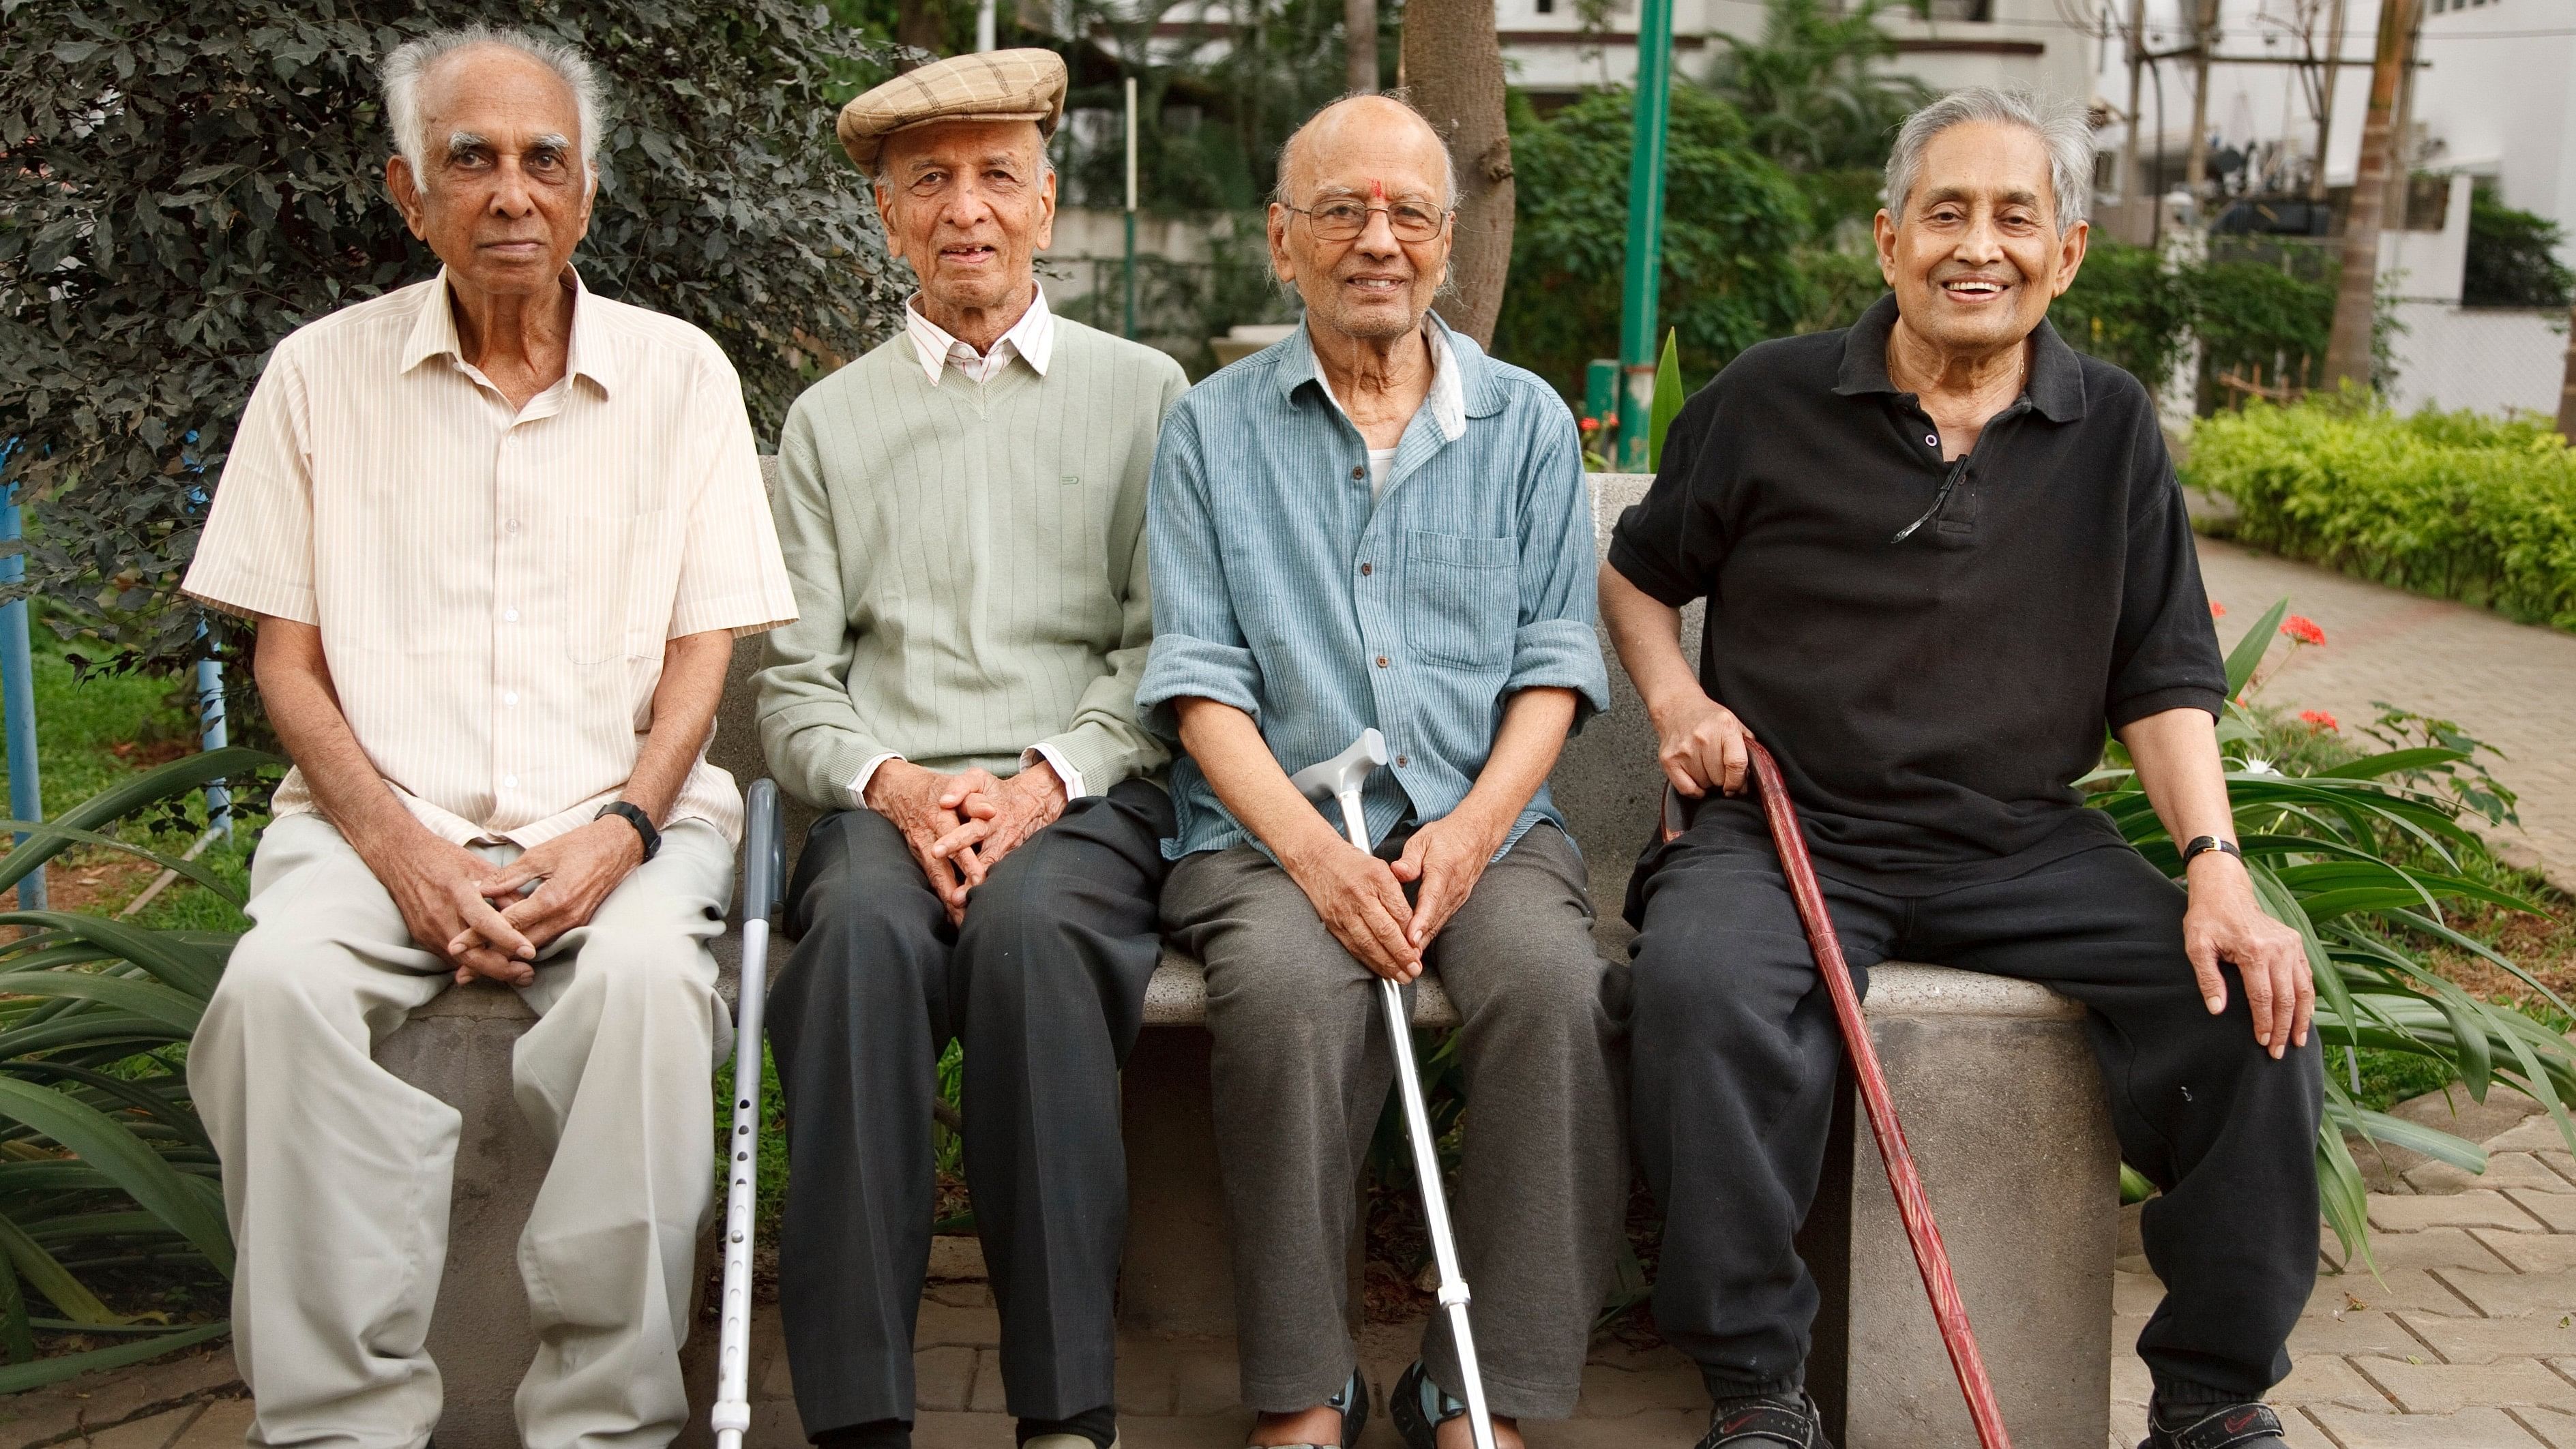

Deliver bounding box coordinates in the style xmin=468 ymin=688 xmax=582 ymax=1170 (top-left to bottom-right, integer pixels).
xmin=2434 ymin=1268 xmax=2576 ymax=1319
xmin=1577 ymin=1360 xmax=1709 ymax=1418
xmin=2400 ymin=1311 xmax=2576 ymax=1364
xmin=2116 ymin=1269 xmax=2166 ymax=1315
xmin=2410 ymin=1153 xmax=2576 ymax=1197
xmin=2356 ymin=1356 xmax=2576 ymax=1414
xmin=162 ymin=1399 xmax=252 ymax=1449
xmin=1173 ymin=1345 xmax=1239 ymax=1417
xmin=1112 ymin=1335 xmax=1179 ymax=1417
xmin=926 ymin=1236 xmax=986 ymax=1283
xmin=1519 ymin=1412 xmax=1708 ymax=1447
xmin=2478 ymin=1233 xmax=2576 ymax=1274
xmin=2307 ymin=1267 xmax=2483 ymax=1317
xmin=2514 ymin=1405 xmax=2576 ymax=1449
xmin=2271 ymin=1353 xmax=2403 ymax=1410
xmin=966 ymin=1349 xmax=1008 ymax=1414
xmin=2303 ymin=1403 xmax=2549 ymax=1447
xmin=2517 ymin=1191 xmax=2576 ymax=1234
xmin=84 ymin=1407 xmax=199 ymax=1449
xmin=923 ymin=1282 xmax=991 ymax=1309
xmin=2369 ymin=1189 xmax=2550 ymax=1234
xmin=2352 ymin=1225 xmax=2519 ymax=1272
xmin=2491 ymin=1118 xmax=2576 ymax=1154
xmin=0 ymin=1347 xmax=241 ymax=1448
xmin=913 ymin=1345 xmax=975 ymax=1413
xmin=2291 ymin=1309 xmax=2429 ymax=1359
xmin=914 ymin=1299 xmax=1002 ymax=1349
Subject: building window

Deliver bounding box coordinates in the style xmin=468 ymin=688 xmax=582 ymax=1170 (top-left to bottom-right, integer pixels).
xmin=1537 ymin=0 xmax=1554 ymax=12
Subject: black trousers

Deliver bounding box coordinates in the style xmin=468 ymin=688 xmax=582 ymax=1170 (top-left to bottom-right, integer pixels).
xmin=1627 ymin=801 xmax=2322 ymax=1407
xmin=768 ymin=780 xmax=1176 ymax=1436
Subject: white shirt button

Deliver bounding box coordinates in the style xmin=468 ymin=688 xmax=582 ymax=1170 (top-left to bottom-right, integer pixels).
xmin=503 ymin=608 xmax=519 ymax=623
xmin=505 ymin=519 xmax=521 ymax=533
xmin=502 ymin=775 xmax=518 ymax=789
xmin=503 ymin=691 xmax=519 ymax=706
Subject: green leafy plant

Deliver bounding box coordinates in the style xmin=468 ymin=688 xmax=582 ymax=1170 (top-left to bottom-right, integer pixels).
xmin=2463 ymin=180 xmax=2574 ymax=310
xmin=0 ymin=747 xmax=278 ymax=1388
xmin=0 ymin=0 xmax=906 ymax=681
xmin=2185 ymin=395 xmax=2576 ymax=631
xmin=1697 ymin=0 xmax=1932 ymax=237
xmin=2086 ymin=601 xmax=2572 ymax=1268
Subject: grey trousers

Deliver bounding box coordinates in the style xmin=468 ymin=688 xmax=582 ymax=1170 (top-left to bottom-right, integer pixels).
xmin=191 ymin=811 xmax=735 ymax=1449
xmin=1161 ymin=823 xmax=1627 ymax=1420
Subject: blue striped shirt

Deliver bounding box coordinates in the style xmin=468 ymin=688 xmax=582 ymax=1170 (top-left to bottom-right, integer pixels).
xmin=1138 ymin=316 xmax=1612 ymax=861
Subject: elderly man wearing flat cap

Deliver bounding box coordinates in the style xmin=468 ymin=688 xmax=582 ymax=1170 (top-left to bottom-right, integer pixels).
xmin=753 ymin=48 xmax=1187 ymax=1449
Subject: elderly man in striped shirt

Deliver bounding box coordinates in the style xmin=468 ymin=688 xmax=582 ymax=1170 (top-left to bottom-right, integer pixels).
xmin=181 ymin=27 xmax=796 ymax=1449
xmin=750 ymin=50 xmax=1187 ymax=1449
xmin=1138 ymin=95 xmax=1625 ymax=1449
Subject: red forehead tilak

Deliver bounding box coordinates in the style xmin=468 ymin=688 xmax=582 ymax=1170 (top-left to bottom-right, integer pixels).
xmin=1371 ymin=179 xmax=1386 ymax=202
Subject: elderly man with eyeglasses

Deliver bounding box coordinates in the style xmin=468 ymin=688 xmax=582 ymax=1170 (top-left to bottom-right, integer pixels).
xmin=1138 ymin=95 xmax=1623 ymax=1449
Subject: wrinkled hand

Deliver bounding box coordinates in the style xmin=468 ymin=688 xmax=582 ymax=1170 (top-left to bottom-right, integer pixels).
xmin=1651 ymin=689 xmax=1754 ymax=798
xmin=365 ymin=827 xmax=540 ymax=987
xmin=932 ymin=762 xmax=1067 ymax=895
xmin=1389 ymin=807 xmax=1509 ymax=951
xmin=1283 ymin=833 xmax=1421 ymax=982
xmin=865 ymin=761 xmax=977 ymax=924
xmin=2183 ymin=852 xmax=2314 ymax=1059
xmin=453 ymin=818 xmax=648 ymax=980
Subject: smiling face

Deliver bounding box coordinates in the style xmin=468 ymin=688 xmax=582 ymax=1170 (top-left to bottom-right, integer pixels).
xmin=874 ymin=119 xmax=1056 ymax=329
xmin=1874 ymin=119 xmax=2087 ymax=362
xmin=385 ymin=44 xmax=595 ymax=301
xmin=1269 ymin=97 xmax=1453 ymax=345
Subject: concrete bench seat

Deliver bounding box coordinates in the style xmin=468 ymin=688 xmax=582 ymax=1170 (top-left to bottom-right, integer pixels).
xmin=371 ymin=473 xmax=2120 ymax=1448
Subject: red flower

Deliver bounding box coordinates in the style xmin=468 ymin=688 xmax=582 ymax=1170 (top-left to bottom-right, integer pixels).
xmin=2208 ymin=601 xmax=2227 ymax=618
xmin=2280 ymin=615 xmax=2326 ymax=647
xmin=2299 ymin=709 xmax=2339 ymax=732
xmin=1577 ymin=415 xmax=1601 ymax=434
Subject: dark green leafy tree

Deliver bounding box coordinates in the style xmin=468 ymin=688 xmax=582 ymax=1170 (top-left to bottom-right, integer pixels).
xmin=2462 ymin=181 xmax=2574 ymax=310
xmin=0 ymin=0 xmax=908 ymax=679
xmin=1492 ymin=88 xmax=1816 ymax=399
xmin=1697 ymin=0 xmax=1930 ymax=236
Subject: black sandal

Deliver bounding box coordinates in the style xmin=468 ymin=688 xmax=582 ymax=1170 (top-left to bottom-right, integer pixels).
xmin=1696 ymin=1391 xmax=1834 ymax=1448
xmin=1390 ymin=1360 xmax=1466 ymax=1449
xmin=2137 ymin=1401 xmax=2286 ymax=1448
xmin=1255 ymin=1367 xmax=1370 ymax=1449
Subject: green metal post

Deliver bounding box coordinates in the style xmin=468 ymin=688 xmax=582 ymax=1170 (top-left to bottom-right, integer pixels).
xmin=1124 ymin=76 xmax=1140 ymax=341
xmin=1616 ymin=0 xmax=1675 ymax=472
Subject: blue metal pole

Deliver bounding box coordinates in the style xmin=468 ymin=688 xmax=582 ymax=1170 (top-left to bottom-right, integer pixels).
xmin=195 ymin=633 xmax=231 ymax=841
xmin=0 ymin=456 xmax=45 ymax=912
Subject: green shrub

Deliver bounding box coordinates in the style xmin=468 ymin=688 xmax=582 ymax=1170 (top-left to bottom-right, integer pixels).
xmin=2051 ymin=240 xmax=2347 ymax=405
xmin=2186 ymin=397 xmax=2576 ymax=631
xmin=2463 ymin=180 xmax=2574 ymax=310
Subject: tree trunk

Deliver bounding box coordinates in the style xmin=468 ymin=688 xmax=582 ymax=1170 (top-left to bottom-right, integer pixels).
xmin=1402 ymin=0 xmax=1513 ymax=347
xmin=1346 ymin=0 xmax=1377 ymax=95
xmin=2557 ymin=299 xmax=2576 ymax=443
xmin=2324 ymin=0 xmax=2417 ymax=391
xmin=897 ymin=0 xmax=946 ymax=60
xmin=2182 ymin=0 xmax=2217 ymax=203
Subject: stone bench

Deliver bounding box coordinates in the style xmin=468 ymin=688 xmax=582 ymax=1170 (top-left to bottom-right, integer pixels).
xmin=372 ymin=474 xmax=2118 ymax=1448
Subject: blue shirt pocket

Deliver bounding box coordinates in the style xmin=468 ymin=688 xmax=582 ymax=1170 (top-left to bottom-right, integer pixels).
xmin=1404 ymin=529 xmax=1517 ymax=670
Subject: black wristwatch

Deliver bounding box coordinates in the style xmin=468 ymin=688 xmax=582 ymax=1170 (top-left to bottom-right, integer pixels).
xmin=597 ymin=801 xmax=662 ymax=862
xmin=2179 ymin=835 xmax=2242 ymax=869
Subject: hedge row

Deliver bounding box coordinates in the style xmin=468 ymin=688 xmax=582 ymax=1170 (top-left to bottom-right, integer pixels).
xmin=2187 ymin=398 xmax=2576 ymax=632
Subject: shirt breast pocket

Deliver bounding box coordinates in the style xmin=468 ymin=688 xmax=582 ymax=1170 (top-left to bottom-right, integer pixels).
xmin=1404 ymin=530 xmax=1518 ymax=671
xmin=560 ymin=509 xmax=682 ymax=666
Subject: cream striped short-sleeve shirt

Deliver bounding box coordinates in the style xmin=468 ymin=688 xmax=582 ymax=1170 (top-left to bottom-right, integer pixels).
xmin=183 ymin=267 xmax=798 ymax=848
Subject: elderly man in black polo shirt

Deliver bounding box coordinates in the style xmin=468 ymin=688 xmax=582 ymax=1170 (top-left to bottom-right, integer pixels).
xmin=1602 ymin=88 xmax=2322 ymax=1449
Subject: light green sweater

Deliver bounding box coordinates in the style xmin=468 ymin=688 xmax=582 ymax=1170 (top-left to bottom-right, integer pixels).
xmin=755 ymin=318 xmax=1189 ymax=811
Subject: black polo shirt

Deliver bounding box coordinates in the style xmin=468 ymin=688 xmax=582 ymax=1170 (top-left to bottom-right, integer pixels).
xmin=1607 ymin=293 xmax=2227 ymax=893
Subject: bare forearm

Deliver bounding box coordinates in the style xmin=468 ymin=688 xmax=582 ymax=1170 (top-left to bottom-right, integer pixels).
xmin=2117 ymin=706 xmax=2237 ymax=846
xmin=1173 ymin=698 xmax=1348 ymax=868
xmin=253 ymin=617 xmax=422 ymax=854
xmin=624 ymin=630 xmax=733 ymax=824
xmin=1455 ymin=688 xmax=1576 ymax=831
xmin=1600 ymin=563 xmax=1702 ymax=722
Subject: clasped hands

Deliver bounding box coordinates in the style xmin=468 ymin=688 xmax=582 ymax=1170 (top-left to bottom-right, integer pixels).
xmin=372 ymin=816 xmax=649 ymax=987
xmin=1279 ymin=802 xmax=1511 ymax=985
xmin=866 ymin=758 xmax=1067 ymax=925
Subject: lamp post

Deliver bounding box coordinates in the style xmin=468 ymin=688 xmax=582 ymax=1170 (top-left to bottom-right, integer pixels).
xmin=1616 ymin=0 xmax=1674 ymax=473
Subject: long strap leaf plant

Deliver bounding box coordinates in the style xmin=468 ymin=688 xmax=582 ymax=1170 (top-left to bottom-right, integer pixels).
xmin=0 ymin=747 xmax=274 ymax=1389
xmin=2089 ymin=599 xmax=2572 ymax=1274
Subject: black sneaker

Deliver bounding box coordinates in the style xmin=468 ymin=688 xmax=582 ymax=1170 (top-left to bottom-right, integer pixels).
xmin=2138 ymin=1401 xmax=2287 ymax=1448
xmin=1696 ymin=1392 xmax=1833 ymax=1449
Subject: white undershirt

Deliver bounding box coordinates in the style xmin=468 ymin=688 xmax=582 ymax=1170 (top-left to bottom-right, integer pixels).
xmin=1315 ymin=320 xmax=1467 ymax=503
xmin=1365 ymin=447 xmax=1399 ymax=498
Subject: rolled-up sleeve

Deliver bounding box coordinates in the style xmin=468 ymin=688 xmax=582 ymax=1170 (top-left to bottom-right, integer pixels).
xmin=668 ymin=347 xmax=798 ymax=640
xmin=182 ymin=347 xmax=319 ymax=624
xmin=1506 ymin=401 xmax=1612 ymax=723
xmin=2106 ymin=419 xmax=2227 ymax=728
xmin=1605 ymin=385 xmax=1726 ymax=609
xmin=1137 ymin=404 xmax=1264 ymax=736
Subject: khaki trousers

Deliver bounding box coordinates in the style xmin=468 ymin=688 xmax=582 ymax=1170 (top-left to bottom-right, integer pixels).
xmin=190 ymin=812 xmax=735 ymax=1449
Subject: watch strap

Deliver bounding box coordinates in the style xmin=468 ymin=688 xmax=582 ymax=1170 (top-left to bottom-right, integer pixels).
xmin=2179 ymin=835 xmax=2241 ymax=869
xmin=597 ymin=801 xmax=662 ymax=862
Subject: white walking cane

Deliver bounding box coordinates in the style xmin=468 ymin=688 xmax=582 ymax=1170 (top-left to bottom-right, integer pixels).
xmin=1288 ymin=730 xmax=1499 ymax=1449
xmin=712 ymin=778 xmax=785 ymax=1449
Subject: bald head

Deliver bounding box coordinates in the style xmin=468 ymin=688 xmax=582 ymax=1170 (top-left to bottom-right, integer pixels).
xmin=1275 ymin=94 xmax=1457 ymax=211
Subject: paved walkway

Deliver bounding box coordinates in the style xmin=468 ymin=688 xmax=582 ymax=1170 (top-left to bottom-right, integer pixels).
xmin=2196 ymin=538 xmax=2576 ymax=893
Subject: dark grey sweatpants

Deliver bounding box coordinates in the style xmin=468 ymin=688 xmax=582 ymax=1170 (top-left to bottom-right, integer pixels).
xmin=767 ymin=780 xmax=1176 ymax=1437
xmin=1161 ymin=822 xmax=1628 ymax=1420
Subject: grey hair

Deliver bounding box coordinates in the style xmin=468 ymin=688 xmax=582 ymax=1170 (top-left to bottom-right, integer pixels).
xmin=1271 ymin=91 xmax=1460 ymax=211
xmin=1884 ymin=87 xmax=2092 ymax=234
xmin=381 ymin=26 xmax=606 ymax=177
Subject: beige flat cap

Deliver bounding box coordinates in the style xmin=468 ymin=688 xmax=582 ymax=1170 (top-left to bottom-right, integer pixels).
xmin=837 ymin=49 xmax=1069 ymax=173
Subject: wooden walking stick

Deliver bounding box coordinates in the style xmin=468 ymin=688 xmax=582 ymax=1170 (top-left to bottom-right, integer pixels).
xmin=1664 ymin=740 xmax=2013 ymax=1449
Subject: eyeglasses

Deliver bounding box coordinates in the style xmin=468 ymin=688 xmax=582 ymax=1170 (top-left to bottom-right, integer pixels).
xmin=1279 ymin=197 xmax=1449 ymax=243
